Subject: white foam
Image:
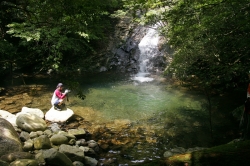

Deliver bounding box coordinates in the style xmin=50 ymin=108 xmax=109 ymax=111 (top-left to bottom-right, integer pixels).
xmin=133 ymin=76 xmax=154 ymax=82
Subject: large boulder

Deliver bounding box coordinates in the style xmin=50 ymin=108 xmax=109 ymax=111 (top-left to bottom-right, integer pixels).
xmin=0 ymin=110 xmax=17 ymax=127
xmin=45 ymin=107 xmax=74 ymax=123
xmin=16 ymin=113 xmax=47 ymax=132
xmin=42 ymin=148 xmax=74 ymax=166
xmin=0 ymin=118 xmax=23 ymax=157
xmin=59 ymin=144 xmax=85 ymax=162
xmin=17 ymin=107 xmax=44 ymax=119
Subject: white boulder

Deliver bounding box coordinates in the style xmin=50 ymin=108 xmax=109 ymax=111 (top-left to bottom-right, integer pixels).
xmin=0 ymin=110 xmax=17 ymax=127
xmin=45 ymin=107 xmax=74 ymax=123
xmin=16 ymin=107 xmax=44 ymax=118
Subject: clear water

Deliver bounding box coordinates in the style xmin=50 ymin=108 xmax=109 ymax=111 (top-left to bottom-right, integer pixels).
xmin=2 ymin=73 xmax=238 ymax=165
xmin=62 ymin=73 xmax=212 ymax=165
xmin=72 ymin=74 xmax=205 ymax=123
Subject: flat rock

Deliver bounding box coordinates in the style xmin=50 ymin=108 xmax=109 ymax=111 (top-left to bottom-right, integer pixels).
xmin=68 ymin=129 xmax=86 ymax=137
xmin=45 ymin=107 xmax=74 ymax=123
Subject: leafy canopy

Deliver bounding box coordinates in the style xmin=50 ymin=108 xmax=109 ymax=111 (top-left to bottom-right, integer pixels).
xmin=0 ymin=0 xmax=120 ymax=76
xmin=117 ymin=0 xmax=250 ymax=93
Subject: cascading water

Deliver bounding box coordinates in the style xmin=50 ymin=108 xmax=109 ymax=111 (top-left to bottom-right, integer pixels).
xmin=133 ymin=26 xmax=160 ymax=82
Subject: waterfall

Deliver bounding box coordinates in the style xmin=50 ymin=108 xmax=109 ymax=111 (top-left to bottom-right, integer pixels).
xmin=133 ymin=27 xmax=160 ymax=82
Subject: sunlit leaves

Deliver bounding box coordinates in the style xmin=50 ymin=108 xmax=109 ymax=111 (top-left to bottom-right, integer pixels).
xmin=1 ymin=0 xmax=121 ymax=74
xmin=7 ymin=23 xmax=40 ymax=41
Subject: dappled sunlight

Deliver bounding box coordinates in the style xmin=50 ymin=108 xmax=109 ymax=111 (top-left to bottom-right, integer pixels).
xmin=3 ymin=128 xmax=20 ymax=143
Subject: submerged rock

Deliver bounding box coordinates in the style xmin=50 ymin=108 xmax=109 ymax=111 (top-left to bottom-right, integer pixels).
xmin=84 ymin=156 xmax=98 ymax=166
xmin=68 ymin=128 xmax=86 ymax=138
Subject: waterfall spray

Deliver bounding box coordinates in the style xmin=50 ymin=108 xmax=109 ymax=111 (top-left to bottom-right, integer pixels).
xmin=133 ymin=26 xmax=160 ymax=82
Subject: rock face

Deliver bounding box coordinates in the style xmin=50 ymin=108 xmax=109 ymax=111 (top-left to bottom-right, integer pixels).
xmin=45 ymin=107 xmax=74 ymax=122
xmin=0 ymin=118 xmax=23 ymax=157
xmin=100 ymin=17 xmax=172 ymax=74
xmin=16 ymin=113 xmax=47 ymax=132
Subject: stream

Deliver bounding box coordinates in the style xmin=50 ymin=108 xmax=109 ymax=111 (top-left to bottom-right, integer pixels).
xmin=0 ymin=25 xmax=241 ymax=165
xmin=65 ymin=73 xmax=210 ymax=165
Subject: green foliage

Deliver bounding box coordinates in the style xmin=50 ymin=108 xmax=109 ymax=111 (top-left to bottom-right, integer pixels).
xmin=0 ymin=0 xmax=121 ymax=78
xmin=165 ymin=0 xmax=250 ymax=93
xmin=119 ymin=0 xmax=250 ymax=94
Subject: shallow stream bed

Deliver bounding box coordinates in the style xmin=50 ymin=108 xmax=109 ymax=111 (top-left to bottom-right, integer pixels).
xmin=0 ymin=73 xmax=240 ymax=165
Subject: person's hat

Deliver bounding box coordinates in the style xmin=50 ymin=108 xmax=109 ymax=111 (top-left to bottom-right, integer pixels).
xmin=57 ymin=83 xmax=63 ymax=88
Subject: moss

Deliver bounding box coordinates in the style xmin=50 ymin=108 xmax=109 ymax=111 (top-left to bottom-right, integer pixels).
xmin=166 ymin=140 xmax=250 ymax=166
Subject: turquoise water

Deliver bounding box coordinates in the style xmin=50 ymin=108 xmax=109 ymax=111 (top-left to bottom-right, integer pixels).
xmin=8 ymin=72 xmax=236 ymax=165
xmin=67 ymin=73 xmax=210 ymax=164
xmin=73 ymin=74 xmax=205 ymax=122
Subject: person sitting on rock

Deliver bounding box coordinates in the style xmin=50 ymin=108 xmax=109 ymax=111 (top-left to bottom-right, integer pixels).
xmin=51 ymin=83 xmax=70 ymax=110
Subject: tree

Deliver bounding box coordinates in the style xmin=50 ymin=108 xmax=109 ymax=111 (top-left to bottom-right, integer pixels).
xmin=0 ymin=0 xmax=121 ymax=80
xmin=115 ymin=0 xmax=250 ymax=138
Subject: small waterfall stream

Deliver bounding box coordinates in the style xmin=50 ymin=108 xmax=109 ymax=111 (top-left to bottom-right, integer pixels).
xmin=133 ymin=27 xmax=160 ymax=82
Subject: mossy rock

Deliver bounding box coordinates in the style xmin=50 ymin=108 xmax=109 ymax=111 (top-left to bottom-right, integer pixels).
xmin=165 ymin=140 xmax=250 ymax=166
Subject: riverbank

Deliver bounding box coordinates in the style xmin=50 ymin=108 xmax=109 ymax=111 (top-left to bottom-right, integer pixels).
xmin=0 ymin=73 xmax=246 ymax=165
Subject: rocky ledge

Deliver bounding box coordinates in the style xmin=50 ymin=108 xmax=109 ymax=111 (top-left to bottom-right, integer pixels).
xmin=0 ymin=107 xmax=99 ymax=166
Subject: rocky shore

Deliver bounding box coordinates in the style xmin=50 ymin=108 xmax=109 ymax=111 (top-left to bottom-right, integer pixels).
xmin=0 ymin=106 xmax=99 ymax=166
xmin=0 ymin=86 xmax=215 ymax=165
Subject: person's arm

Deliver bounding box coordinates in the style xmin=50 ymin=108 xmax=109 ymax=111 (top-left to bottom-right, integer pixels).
xmin=55 ymin=89 xmax=67 ymax=99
